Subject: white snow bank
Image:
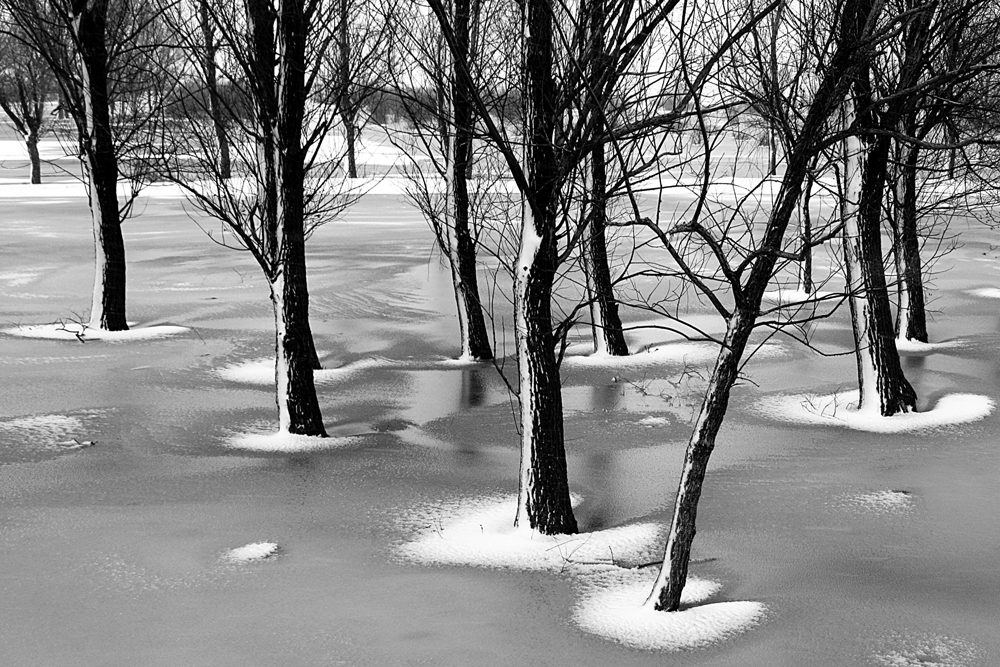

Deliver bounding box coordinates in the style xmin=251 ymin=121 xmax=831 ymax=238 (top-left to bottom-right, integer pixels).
xmin=223 ymin=542 xmax=279 ymax=563
xmin=968 ymin=287 xmax=1000 ymax=299
xmin=572 ymin=572 xmax=766 ymax=651
xmin=762 ymin=288 xmax=832 ymax=304
xmin=845 ymin=490 xmax=914 ymax=515
xmin=564 ymin=341 xmax=784 ymax=368
xmin=757 ymin=391 xmax=994 ymax=433
xmin=215 ymin=356 xmax=393 ymax=385
xmin=0 ymin=414 xmax=83 ymax=441
xmin=2 ymin=322 xmax=188 ymax=341
xmin=894 ymin=337 xmax=962 ymax=353
xmin=396 ymin=495 xmax=662 ymax=572
xmin=224 ymin=431 xmax=360 ymax=453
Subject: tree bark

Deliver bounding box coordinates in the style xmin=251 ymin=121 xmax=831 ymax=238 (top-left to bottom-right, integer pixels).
xmin=585 ymin=144 xmax=628 ymax=356
xmin=449 ymin=0 xmax=493 ymax=361
xmin=513 ymin=0 xmax=576 ymax=536
xmin=200 ymin=0 xmax=231 ymax=179
xmin=272 ymin=0 xmax=326 ymax=436
xmin=26 ymin=131 xmax=41 ymax=184
xmin=797 ymin=168 xmax=814 ymax=293
xmin=74 ymin=0 xmax=127 ymax=332
xmin=338 ymin=0 xmax=357 ymax=179
xmin=896 ymin=143 xmax=928 ymax=342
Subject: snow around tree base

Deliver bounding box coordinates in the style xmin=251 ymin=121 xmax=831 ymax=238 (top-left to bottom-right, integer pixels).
xmin=3 ymin=322 xmax=188 ymax=341
xmin=757 ymin=391 xmax=994 ymax=433
xmin=572 ymin=571 xmax=766 ymax=651
xmin=224 ymin=431 xmax=359 ymax=453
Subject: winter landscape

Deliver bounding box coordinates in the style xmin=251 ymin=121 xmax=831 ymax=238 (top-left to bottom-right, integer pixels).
xmin=2 ymin=1 xmax=1000 ymax=665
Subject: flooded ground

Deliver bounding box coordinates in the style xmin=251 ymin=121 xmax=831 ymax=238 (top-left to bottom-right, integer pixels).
xmin=2 ymin=159 xmax=1000 ymax=665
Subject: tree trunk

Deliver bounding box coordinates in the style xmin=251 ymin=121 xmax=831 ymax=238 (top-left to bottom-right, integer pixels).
xmin=512 ymin=0 xmax=576 ymax=536
xmin=896 ymin=143 xmax=928 ymax=342
xmin=847 ymin=93 xmax=916 ymax=416
xmin=449 ymin=0 xmax=493 ymax=361
xmin=74 ymin=1 xmax=127 ymax=332
xmin=200 ymin=0 xmax=231 ymax=179
xmin=797 ymin=169 xmax=813 ymax=293
xmin=585 ymin=144 xmax=628 ymax=356
xmin=272 ymin=0 xmax=326 ymax=436
xmin=338 ymin=0 xmax=357 ymax=179
xmin=26 ymin=131 xmax=41 ymax=184
xmin=514 ymin=205 xmax=577 ymax=535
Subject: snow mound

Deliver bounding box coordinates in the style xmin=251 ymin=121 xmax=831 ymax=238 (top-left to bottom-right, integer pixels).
xmin=215 ymin=356 xmax=393 ymax=385
xmin=968 ymin=287 xmax=1000 ymax=299
xmin=3 ymin=322 xmax=188 ymax=341
xmin=396 ymin=495 xmax=662 ymax=571
xmin=224 ymin=431 xmax=360 ymax=453
xmin=845 ymin=490 xmax=915 ymax=514
xmin=873 ymin=632 xmax=978 ymax=667
xmin=223 ymin=542 xmax=279 ymax=563
xmin=756 ymin=391 xmax=994 ymax=433
xmin=0 ymin=414 xmax=84 ymax=441
xmin=573 ymin=573 xmax=766 ymax=651
xmin=638 ymin=416 xmax=671 ymax=428
xmin=762 ymin=288 xmax=832 ymax=304
xmin=894 ymin=337 xmax=962 ymax=353
xmin=564 ymin=341 xmax=784 ymax=368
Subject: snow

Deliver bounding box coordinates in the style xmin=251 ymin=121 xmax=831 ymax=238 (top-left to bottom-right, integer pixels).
xmin=872 ymin=632 xmax=978 ymax=667
xmin=3 ymin=322 xmax=189 ymax=341
xmin=967 ymin=287 xmax=1000 ymax=299
xmin=222 ymin=542 xmax=279 ymax=563
xmin=894 ymin=337 xmax=962 ymax=353
xmin=572 ymin=570 xmax=766 ymax=651
xmin=762 ymin=288 xmax=832 ymax=304
xmin=215 ymin=356 xmax=394 ymax=385
xmin=396 ymin=495 xmax=663 ymax=572
xmin=564 ymin=341 xmax=785 ymax=368
xmin=224 ymin=430 xmax=360 ymax=453
xmin=638 ymin=416 xmax=671 ymax=428
xmin=756 ymin=391 xmax=995 ymax=433
xmin=844 ymin=490 xmax=915 ymax=514
xmin=0 ymin=414 xmax=84 ymax=441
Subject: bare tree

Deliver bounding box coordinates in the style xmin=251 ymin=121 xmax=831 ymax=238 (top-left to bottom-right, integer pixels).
xmin=0 ymin=28 xmax=55 ymax=184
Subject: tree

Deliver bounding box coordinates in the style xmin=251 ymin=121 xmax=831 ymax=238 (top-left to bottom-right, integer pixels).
xmin=646 ymin=0 xmax=890 ymax=611
xmin=160 ymin=0 xmax=363 ymax=435
xmin=0 ymin=28 xmax=55 ymax=184
xmin=3 ymin=0 xmax=172 ymax=331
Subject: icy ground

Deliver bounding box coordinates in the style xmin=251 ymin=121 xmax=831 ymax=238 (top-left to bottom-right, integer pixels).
xmin=2 ymin=147 xmax=1000 ymax=664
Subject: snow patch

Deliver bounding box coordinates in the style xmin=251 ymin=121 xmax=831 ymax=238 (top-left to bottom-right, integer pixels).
xmin=223 ymin=542 xmax=279 ymax=563
xmin=215 ymin=356 xmax=393 ymax=385
xmin=0 ymin=414 xmax=84 ymax=442
xmin=873 ymin=632 xmax=978 ymax=667
xmin=0 ymin=271 xmax=40 ymax=287
xmin=844 ymin=490 xmax=915 ymax=514
xmin=638 ymin=416 xmax=671 ymax=428
xmin=224 ymin=430 xmax=360 ymax=453
xmin=3 ymin=322 xmax=189 ymax=341
xmin=757 ymin=391 xmax=994 ymax=433
xmin=572 ymin=570 xmax=766 ymax=651
xmin=564 ymin=341 xmax=785 ymax=368
xmin=762 ymin=288 xmax=832 ymax=304
xmin=967 ymin=287 xmax=1000 ymax=299
xmin=894 ymin=337 xmax=962 ymax=353
xmin=396 ymin=495 xmax=662 ymax=571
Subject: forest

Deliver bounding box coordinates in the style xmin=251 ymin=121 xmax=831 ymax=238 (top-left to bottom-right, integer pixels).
xmin=2 ymin=0 xmax=1000 ymax=664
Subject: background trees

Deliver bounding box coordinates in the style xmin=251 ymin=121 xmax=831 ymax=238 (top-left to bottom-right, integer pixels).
xmin=0 ymin=27 xmax=55 ymax=184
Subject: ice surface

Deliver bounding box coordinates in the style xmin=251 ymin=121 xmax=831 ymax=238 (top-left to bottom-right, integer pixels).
xmin=756 ymin=391 xmax=994 ymax=433
xmin=215 ymin=356 xmax=395 ymax=385
xmin=843 ymin=490 xmax=915 ymax=515
xmin=967 ymin=287 xmax=1000 ymax=299
xmin=396 ymin=495 xmax=663 ymax=571
xmin=563 ymin=341 xmax=785 ymax=368
xmin=572 ymin=570 xmax=766 ymax=651
xmin=222 ymin=542 xmax=279 ymax=563
xmin=3 ymin=322 xmax=189 ymax=341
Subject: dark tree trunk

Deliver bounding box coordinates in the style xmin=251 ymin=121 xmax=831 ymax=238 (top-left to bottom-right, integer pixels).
xmin=897 ymin=143 xmax=928 ymax=342
xmin=585 ymin=143 xmax=628 ymax=356
xmin=584 ymin=0 xmax=628 ymax=356
xmin=450 ymin=0 xmax=493 ymax=361
xmin=849 ymin=64 xmax=916 ymax=415
xmin=649 ymin=0 xmax=876 ymax=608
xmin=338 ymin=0 xmax=357 ymax=179
xmin=74 ymin=1 xmax=127 ymax=332
xmin=200 ymin=0 xmax=231 ymax=179
xmin=513 ymin=0 xmax=576 ymax=536
xmin=26 ymin=131 xmax=41 ymax=184
xmin=798 ymin=169 xmax=813 ymax=293
xmin=273 ymin=0 xmax=326 ymax=436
